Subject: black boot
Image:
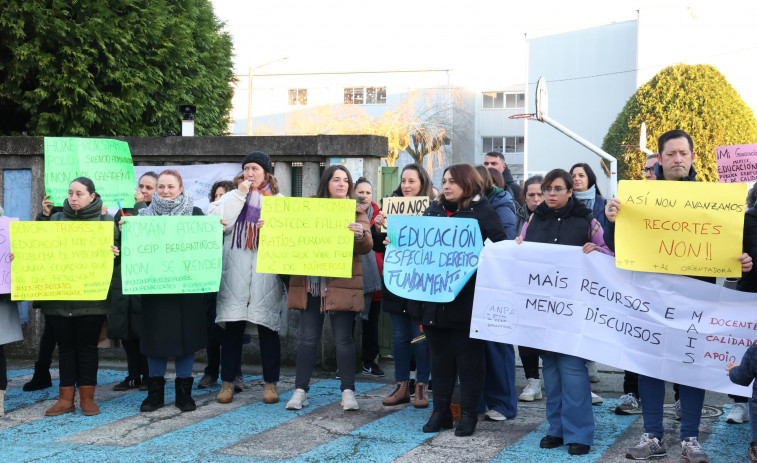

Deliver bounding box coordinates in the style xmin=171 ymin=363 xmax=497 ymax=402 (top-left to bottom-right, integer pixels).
xmin=454 ymin=411 xmax=478 ymax=437
xmin=23 ymin=361 xmax=52 ymax=391
xmin=174 ymin=377 xmax=196 ymax=412
xmin=422 ymin=408 xmax=454 ymax=433
xmin=140 ymin=377 xmax=165 ymax=412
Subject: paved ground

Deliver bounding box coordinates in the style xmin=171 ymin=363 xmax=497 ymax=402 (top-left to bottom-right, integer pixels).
xmin=1 ymin=358 xmax=751 ymax=462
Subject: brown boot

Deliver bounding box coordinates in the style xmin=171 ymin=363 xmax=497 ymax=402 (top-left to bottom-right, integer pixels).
xmin=45 ymin=386 xmax=76 ymax=416
xmin=382 ymin=381 xmax=410 ymax=406
xmin=78 ymin=385 xmax=100 ymax=416
xmin=263 ymin=383 xmax=279 ymax=404
xmin=414 ymin=382 xmax=429 ymax=408
xmin=217 ymin=382 xmax=234 ymax=404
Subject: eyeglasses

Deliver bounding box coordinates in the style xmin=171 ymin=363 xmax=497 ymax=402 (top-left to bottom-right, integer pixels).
xmin=642 ymin=167 xmax=655 ymax=173
xmin=542 ymin=186 xmax=567 ymax=194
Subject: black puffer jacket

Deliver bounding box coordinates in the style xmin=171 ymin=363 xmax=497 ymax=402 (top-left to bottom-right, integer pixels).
xmin=738 ymin=207 xmax=757 ymax=292
xmin=406 ymin=196 xmax=507 ymax=330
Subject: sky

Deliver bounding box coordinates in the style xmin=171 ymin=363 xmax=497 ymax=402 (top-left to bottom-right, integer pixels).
xmin=210 ymin=0 xmax=757 ymax=109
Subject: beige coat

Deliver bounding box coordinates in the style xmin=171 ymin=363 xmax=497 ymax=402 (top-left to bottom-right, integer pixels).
xmin=287 ymin=207 xmax=372 ymax=312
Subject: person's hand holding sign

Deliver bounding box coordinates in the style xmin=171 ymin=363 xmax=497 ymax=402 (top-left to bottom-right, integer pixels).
xmin=348 ymin=222 xmax=365 ymax=240
xmin=605 ymin=198 xmax=621 ymax=223
xmin=373 ymin=212 xmax=387 ymax=230
xmin=41 ymin=195 xmax=54 ymax=217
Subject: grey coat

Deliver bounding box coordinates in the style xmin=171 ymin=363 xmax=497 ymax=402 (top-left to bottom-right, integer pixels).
xmin=0 ymin=297 xmax=22 ymax=345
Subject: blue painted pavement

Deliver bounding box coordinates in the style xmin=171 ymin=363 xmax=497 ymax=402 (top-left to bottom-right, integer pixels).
xmin=492 ymin=399 xmax=638 ymax=463
xmin=703 ymin=403 xmax=752 ymax=463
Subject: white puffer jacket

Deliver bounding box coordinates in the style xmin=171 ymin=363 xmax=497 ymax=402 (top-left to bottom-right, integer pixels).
xmin=213 ymin=189 xmax=287 ymax=332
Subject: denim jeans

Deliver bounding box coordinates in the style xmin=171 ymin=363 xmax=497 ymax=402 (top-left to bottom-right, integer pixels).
xmin=541 ymin=352 xmax=594 ymax=446
xmin=294 ymin=296 xmax=356 ymax=392
xmin=148 ymin=353 xmax=195 ymax=378
xmin=479 ymin=341 xmax=517 ymax=418
xmin=389 ymin=312 xmax=430 ymax=383
xmin=639 ymin=375 xmax=705 ymax=440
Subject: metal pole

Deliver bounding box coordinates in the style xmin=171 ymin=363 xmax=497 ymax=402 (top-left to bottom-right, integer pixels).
xmin=541 ymin=114 xmax=618 ymax=198
xmin=246 ymin=66 xmax=253 ymax=136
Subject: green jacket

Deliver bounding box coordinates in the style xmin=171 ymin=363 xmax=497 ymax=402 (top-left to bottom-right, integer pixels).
xmin=36 ymin=197 xmax=115 ymax=317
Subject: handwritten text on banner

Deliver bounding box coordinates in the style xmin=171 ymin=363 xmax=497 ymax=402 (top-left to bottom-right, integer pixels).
xmin=381 ymin=196 xmax=429 ymax=232
xmin=615 ymin=180 xmax=745 ymax=277
xmin=384 ymin=216 xmax=482 ymax=303
xmin=10 ymin=221 xmax=114 ymax=301
xmin=0 ymin=217 xmax=18 ymax=294
xmin=470 ymin=240 xmax=757 ymax=396
xmin=121 ymin=216 xmax=223 ymax=294
xmin=716 ymin=143 xmax=757 ymax=183
xmin=257 ymin=197 xmax=356 ymax=278
xmin=44 ymin=137 xmax=137 ymax=208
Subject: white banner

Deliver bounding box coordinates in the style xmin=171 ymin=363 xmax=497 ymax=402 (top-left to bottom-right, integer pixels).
xmin=133 ymin=163 xmax=241 ymax=213
xmin=470 ymin=240 xmax=757 ymax=396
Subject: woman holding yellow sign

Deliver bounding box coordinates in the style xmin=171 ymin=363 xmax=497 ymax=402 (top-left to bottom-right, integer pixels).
xmin=136 ymin=170 xmax=208 ymax=414
xmin=33 ymin=177 xmax=118 ymax=417
xmin=285 ymin=165 xmax=372 ymax=412
xmin=214 ymin=151 xmax=288 ymax=405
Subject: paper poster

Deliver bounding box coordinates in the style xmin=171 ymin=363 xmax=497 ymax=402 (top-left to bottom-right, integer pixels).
xmin=383 ymin=216 xmax=482 ymax=302
xmin=0 ymin=217 xmax=18 ymax=294
xmin=10 ymin=221 xmax=114 ymax=300
xmin=470 ymin=240 xmax=757 ymax=396
xmin=44 ymin=137 xmax=136 ymax=208
xmin=257 ymin=197 xmax=356 ymax=278
xmin=133 ymin=163 xmax=241 ymax=213
xmin=380 ymin=196 xmax=429 ymax=232
xmin=121 ymin=216 xmax=223 ymax=294
xmin=716 ymin=143 xmax=757 ymax=183
xmin=615 ymin=180 xmax=746 ymax=277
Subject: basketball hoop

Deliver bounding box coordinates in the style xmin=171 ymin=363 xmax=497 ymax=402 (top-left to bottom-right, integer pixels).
xmin=509 ymin=113 xmax=538 ymax=121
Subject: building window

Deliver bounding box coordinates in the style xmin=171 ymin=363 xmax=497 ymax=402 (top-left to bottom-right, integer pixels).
xmin=288 ymin=89 xmax=307 ymax=105
xmin=482 ymin=92 xmax=525 ymax=109
xmin=482 ymin=136 xmax=524 ymax=154
xmin=344 ymin=87 xmax=386 ymax=105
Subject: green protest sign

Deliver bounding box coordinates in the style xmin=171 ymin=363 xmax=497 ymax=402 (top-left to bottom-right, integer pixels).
xmin=121 ymin=216 xmax=223 ymax=294
xmin=44 ymin=137 xmax=137 ymax=208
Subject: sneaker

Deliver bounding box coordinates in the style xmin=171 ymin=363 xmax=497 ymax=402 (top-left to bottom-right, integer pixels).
xmin=674 ymin=400 xmax=682 ymax=420
xmin=362 ymin=361 xmax=384 ymax=377
xmin=518 ymin=378 xmax=542 ymax=402
xmin=587 ymin=361 xmax=600 ymax=383
xmin=727 ymin=403 xmax=750 ymax=424
xmin=484 ymin=410 xmax=507 ymax=421
xmin=197 ymin=374 xmax=217 ymax=389
xmin=681 ymin=437 xmax=710 ymax=463
xmin=286 ymin=388 xmax=308 ymax=410
xmin=749 ymin=441 xmax=757 ymax=463
xmin=233 ymin=376 xmax=244 ymax=393
xmin=568 ymin=443 xmax=590 ymax=455
xmin=341 ymin=389 xmax=359 ymax=411
xmin=591 ymin=392 xmax=603 ymax=405
xmin=112 ymin=376 xmax=141 ymax=391
xmin=626 ymin=433 xmax=667 ymax=460
xmin=615 ymin=393 xmax=642 ymax=415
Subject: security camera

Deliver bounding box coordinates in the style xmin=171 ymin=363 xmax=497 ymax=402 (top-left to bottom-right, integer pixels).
xmin=178 ymin=104 xmax=196 ymax=121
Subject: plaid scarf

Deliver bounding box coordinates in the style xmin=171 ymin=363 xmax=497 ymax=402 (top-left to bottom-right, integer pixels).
xmin=231 ymin=182 xmax=272 ymax=250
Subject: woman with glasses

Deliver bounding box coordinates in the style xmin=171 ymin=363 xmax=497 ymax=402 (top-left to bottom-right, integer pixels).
xmin=516 ymin=169 xmax=612 ymax=456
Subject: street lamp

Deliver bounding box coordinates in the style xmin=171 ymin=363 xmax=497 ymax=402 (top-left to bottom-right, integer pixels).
xmin=247 ymin=57 xmax=289 ymax=136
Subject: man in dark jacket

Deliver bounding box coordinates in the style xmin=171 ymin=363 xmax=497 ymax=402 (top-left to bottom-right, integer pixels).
xmin=483 ymin=152 xmax=521 ymax=207
xmin=606 ymin=130 xmax=753 ymax=463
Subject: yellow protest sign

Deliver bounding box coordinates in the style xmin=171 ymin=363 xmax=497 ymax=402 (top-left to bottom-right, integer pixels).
xmin=10 ymin=221 xmax=114 ymax=300
xmin=257 ymin=197 xmax=356 ymax=278
xmin=381 ymin=196 xmax=429 ymax=232
xmin=615 ymin=180 xmax=746 ymax=277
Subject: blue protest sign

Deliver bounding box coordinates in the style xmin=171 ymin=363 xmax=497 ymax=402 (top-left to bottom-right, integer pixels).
xmin=383 ymin=215 xmax=483 ymax=303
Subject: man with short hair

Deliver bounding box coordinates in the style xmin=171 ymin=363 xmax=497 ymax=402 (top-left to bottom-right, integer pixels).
xmin=643 ymin=154 xmax=658 ymax=180
xmin=483 ymin=151 xmax=521 ymax=204
xmin=606 ymin=129 xmax=753 ymax=463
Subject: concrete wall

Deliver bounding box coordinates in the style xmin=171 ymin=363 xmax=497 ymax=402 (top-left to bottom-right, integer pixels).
xmin=0 ymin=134 xmax=387 ymax=368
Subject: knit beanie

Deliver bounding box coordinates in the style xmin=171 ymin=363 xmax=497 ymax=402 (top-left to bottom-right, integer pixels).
xmin=242 ymin=151 xmax=273 ymax=174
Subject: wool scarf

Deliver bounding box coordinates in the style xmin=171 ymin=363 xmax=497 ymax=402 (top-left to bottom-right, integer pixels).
xmin=139 ymin=191 xmax=194 ymax=216
xmin=573 ymin=185 xmax=596 ymax=211
xmin=231 ymin=183 xmax=272 ymax=250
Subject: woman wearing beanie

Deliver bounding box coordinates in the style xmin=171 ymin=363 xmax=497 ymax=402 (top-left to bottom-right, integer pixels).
xmin=286 ymin=165 xmax=372 ymax=411
xmin=32 ymin=178 xmax=119 ymax=417
xmin=137 ymin=170 xmax=209 ymax=413
xmin=213 ymin=151 xmax=288 ymax=404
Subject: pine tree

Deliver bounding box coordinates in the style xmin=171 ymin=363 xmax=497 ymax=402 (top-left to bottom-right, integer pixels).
xmin=0 ymin=0 xmax=234 ymax=136
xmin=602 ymin=64 xmax=757 ymax=181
